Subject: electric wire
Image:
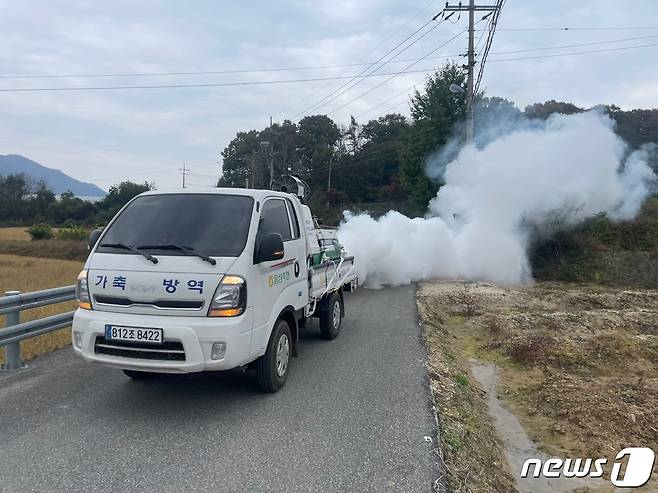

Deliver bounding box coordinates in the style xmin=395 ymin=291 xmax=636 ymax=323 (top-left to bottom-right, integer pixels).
xmin=325 ymin=23 xmax=477 ymax=117
xmin=277 ymin=0 xmax=437 ymax=118
xmin=475 ymin=0 xmax=506 ymax=96
xmin=290 ymin=17 xmax=441 ymax=120
xmin=5 ymin=38 xmax=654 ymax=95
xmin=0 ymin=34 xmax=654 ymax=82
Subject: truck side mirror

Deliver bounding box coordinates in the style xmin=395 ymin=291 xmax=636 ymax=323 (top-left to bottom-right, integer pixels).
xmin=256 ymin=232 xmax=284 ymax=263
xmin=88 ymin=228 xmax=103 ymax=250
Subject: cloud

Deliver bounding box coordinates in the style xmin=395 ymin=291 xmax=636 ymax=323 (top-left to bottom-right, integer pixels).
xmin=0 ymin=0 xmax=656 ymax=191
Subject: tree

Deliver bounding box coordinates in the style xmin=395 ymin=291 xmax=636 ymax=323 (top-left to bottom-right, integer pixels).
xmin=219 ymin=130 xmax=263 ymax=188
xmin=297 ymin=115 xmax=340 ymax=177
xmin=47 ymin=190 xmax=98 ymax=224
xmin=331 ymin=113 xmax=410 ymax=203
xmin=28 ymin=180 xmax=56 ymax=220
xmin=400 ymin=63 xmax=467 ymax=212
xmin=342 ymin=116 xmax=363 ymax=156
xmin=0 ymin=173 xmax=30 ymax=222
xmin=524 ymin=100 xmax=584 ymax=119
xmin=95 ymin=181 xmax=153 ymax=223
xmin=474 ymin=96 xmax=522 ymax=147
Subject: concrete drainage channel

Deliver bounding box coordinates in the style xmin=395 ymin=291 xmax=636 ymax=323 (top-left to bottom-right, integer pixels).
xmin=469 ymin=360 xmax=608 ymax=493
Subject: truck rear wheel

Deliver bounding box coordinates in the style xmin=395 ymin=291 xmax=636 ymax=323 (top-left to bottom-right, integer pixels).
xmin=319 ymin=292 xmax=343 ymax=340
xmin=256 ymin=319 xmax=292 ymax=393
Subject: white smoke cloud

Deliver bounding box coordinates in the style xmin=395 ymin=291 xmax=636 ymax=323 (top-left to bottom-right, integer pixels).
xmin=338 ymin=111 xmax=657 ymax=288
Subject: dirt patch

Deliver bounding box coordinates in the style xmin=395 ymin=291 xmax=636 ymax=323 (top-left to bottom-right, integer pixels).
xmin=419 ymin=281 xmax=658 ymax=492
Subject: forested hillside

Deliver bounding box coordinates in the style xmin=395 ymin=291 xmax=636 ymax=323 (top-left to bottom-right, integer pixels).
xmin=219 ymin=63 xmax=658 ymax=222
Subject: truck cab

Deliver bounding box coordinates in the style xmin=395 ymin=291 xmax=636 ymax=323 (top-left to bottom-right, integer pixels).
xmin=72 ymin=188 xmax=356 ymax=392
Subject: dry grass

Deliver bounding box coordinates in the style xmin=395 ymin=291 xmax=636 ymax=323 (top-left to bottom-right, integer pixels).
xmin=420 ymin=281 xmax=658 ymax=492
xmin=0 ymin=239 xmax=89 ymax=261
xmin=0 ymin=227 xmax=31 ymax=242
xmin=418 ymin=297 xmax=516 ymax=493
xmin=0 ymin=254 xmax=83 ymax=365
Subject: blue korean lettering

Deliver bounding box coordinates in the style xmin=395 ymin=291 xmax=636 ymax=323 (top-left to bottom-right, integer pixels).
xmin=112 ymin=276 xmax=127 ymax=290
xmin=187 ymin=280 xmax=204 ymax=294
xmin=95 ymin=275 xmax=107 ymax=289
xmin=163 ymin=279 xmax=180 ymax=293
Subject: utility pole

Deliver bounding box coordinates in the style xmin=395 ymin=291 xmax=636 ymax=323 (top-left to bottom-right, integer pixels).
xmin=466 ymin=0 xmax=475 ymax=145
xmin=326 ymin=153 xmax=333 ymax=209
xmin=179 ymin=163 xmax=190 ymax=188
xmin=259 ymin=141 xmax=274 ymax=189
xmin=250 ymin=153 xmax=255 ymax=189
xmin=442 ymin=1 xmax=500 ymax=145
xmin=269 ymin=145 xmax=274 ymax=189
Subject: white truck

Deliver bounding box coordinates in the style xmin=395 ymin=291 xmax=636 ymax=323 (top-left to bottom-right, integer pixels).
xmin=72 ymin=186 xmax=357 ymax=392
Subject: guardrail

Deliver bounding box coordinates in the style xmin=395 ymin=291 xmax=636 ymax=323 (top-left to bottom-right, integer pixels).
xmin=1 ymin=286 xmax=76 ymax=371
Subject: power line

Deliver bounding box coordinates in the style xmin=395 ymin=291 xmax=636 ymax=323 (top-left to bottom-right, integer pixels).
xmin=355 ymin=76 xmax=428 ymax=119
xmin=306 ymin=146 xmax=402 ymax=177
xmin=373 ymin=99 xmax=410 ymax=120
xmin=290 ymin=15 xmax=441 ymax=120
xmin=0 ymin=69 xmax=445 ymax=93
xmin=326 ymin=25 xmax=474 ymax=116
xmin=2 ymin=34 xmax=655 ymax=82
xmin=483 ymin=26 xmax=658 ymax=31
xmin=487 ymin=41 xmax=658 ymax=62
xmin=277 ymin=0 xmax=437 ymax=118
xmin=93 ymin=161 xmax=219 ymax=182
xmin=1 ymin=41 xmax=656 ymax=95
xmin=474 ymin=0 xmax=506 ymax=96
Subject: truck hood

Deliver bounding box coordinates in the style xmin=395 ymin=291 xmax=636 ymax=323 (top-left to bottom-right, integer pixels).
xmin=86 ymin=253 xmax=239 ymax=317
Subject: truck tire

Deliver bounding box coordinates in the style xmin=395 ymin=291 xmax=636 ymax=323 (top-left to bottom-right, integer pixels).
xmin=123 ymin=369 xmax=155 ymax=380
xmin=256 ymin=319 xmax=292 ymax=392
xmin=319 ymin=292 xmax=343 ymax=340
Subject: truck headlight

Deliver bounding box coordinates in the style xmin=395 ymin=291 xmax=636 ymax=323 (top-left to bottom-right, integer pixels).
xmin=208 ymin=275 xmax=246 ymax=317
xmin=76 ymin=269 xmax=92 ymax=310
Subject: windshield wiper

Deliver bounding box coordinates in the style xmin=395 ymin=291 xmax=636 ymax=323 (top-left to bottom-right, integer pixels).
xmin=137 ymin=244 xmax=217 ymax=266
xmin=99 ymin=243 xmax=159 ymax=264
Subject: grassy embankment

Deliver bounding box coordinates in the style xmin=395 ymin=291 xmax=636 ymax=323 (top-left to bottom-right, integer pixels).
xmin=0 ymin=227 xmax=88 ymax=261
xmin=419 ymin=281 xmax=658 ymax=493
xmin=0 ymin=227 xmax=83 ymax=365
xmin=532 ymin=197 xmax=658 ymax=288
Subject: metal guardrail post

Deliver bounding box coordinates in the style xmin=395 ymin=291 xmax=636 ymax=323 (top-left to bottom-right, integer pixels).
xmin=3 ymin=290 xmax=23 ymax=371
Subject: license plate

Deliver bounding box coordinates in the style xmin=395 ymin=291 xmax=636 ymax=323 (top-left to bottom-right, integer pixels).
xmin=105 ymin=325 xmax=163 ymax=344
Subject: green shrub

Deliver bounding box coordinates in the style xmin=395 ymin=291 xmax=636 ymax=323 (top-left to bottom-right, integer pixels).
xmin=27 ymin=223 xmax=53 ymax=241
xmin=55 ymin=225 xmax=88 ymax=241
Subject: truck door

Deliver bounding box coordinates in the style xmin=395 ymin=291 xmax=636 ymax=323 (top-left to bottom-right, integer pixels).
xmin=250 ymin=197 xmax=306 ymax=357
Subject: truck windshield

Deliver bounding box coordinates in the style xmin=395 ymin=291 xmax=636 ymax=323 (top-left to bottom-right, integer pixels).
xmin=96 ymin=193 xmax=254 ymax=258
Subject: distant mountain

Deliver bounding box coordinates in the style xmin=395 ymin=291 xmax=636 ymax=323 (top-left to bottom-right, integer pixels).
xmin=0 ymin=154 xmax=106 ymax=197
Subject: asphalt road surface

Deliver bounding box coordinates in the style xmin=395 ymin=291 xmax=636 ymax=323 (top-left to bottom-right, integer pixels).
xmin=0 ymin=285 xmax=439 ymax=492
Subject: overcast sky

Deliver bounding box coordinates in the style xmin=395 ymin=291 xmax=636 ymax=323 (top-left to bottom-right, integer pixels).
xmin=1 ymin=0 xmax=657 ymax=191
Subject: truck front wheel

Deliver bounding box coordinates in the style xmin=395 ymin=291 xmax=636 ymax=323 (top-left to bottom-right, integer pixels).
xmin=256 ymin=319 xmax=292 ymax=392
xmin=319 ymin=292 xmax=343 ymax=340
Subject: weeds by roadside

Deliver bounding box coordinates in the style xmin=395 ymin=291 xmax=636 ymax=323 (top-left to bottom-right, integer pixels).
xmin=419 ymin=280 xmax=658 ymax=491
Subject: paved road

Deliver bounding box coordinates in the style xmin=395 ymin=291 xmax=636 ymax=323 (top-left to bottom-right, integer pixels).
xmin=0 ymin=285 xmax=438 ymax=492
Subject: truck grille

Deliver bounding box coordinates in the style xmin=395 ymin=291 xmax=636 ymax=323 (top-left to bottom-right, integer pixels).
xmin=94 ymin=336 xmax=186 ymax=361
xmin=94 ymin=295 xmax=203 ymax=310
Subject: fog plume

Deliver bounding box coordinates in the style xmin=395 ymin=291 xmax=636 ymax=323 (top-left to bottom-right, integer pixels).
xmin=338 ymin=111 xmax=657 ymax=287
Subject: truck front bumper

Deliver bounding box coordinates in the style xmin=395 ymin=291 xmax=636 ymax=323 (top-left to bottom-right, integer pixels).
xmin=72 ymin=308 xmax=254 ymax=373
